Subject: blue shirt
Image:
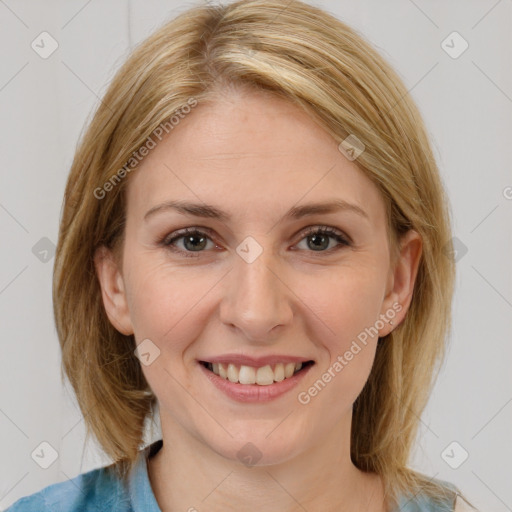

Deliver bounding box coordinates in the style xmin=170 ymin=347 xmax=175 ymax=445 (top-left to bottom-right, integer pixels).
xmin=6 ymin=439 xmax=459 ymax=511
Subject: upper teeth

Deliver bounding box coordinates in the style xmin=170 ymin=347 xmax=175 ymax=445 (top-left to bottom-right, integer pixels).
xmin=208 ymin=362 xmax=303 ymax=385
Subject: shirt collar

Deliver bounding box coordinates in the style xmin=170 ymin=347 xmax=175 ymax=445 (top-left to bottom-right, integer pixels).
xmin=128 ymin=439 xmax=163 ymax=512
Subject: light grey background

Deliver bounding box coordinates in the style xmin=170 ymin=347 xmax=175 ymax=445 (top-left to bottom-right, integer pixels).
xmin=1 ymin=1 xmax=511 ymax=510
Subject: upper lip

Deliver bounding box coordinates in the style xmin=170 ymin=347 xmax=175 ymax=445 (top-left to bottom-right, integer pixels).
xmin=200 ymin=354 xmax=314 ymax=367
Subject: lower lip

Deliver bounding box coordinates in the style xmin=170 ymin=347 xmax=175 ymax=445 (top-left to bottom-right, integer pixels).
xmin=198 ymin=362 xmax=314 ymax=403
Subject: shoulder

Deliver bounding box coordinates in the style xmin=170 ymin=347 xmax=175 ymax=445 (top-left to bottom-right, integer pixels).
xmin=4 ymin=463 xmax=130 ymax=512
xmin=395 ymin=477 xmax=478 ymax=512
xmin=454 ymin=494 xmax=479 ymax=512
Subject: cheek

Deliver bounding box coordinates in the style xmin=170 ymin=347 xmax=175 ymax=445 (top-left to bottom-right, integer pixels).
xmin=297 ymin=273 xmax=383 ymax=414
xmin=302 ymin=264 xmax=387 ymax=348
xmin=124 ymin=258 xmax=216 ymax=350
xmin=299 ymin=266 xmax=385 ymax=400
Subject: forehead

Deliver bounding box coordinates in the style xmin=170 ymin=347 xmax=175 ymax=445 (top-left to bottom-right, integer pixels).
xmin=125 ymin=91 xmax=386 ymax=224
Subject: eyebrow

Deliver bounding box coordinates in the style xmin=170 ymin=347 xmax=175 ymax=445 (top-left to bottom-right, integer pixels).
xmin=144 ymin=199 xmax=369 ymax=222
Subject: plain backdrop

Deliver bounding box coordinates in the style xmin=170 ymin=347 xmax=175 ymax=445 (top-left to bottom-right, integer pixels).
xmin=0 ymin=0 xmax=511 ymax=510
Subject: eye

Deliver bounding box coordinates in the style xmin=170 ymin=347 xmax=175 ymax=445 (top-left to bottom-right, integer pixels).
xmin=161 ymin=227 xmax=218 ymax=258
xmin=160 ymin=225 xmax=351 ymax=258
xmin=295 ymin=226 xmax=351 ymax=253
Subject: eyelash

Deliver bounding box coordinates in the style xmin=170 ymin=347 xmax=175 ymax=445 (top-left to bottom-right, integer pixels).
xmin=160 ymin=226 xmax=351 ymax=258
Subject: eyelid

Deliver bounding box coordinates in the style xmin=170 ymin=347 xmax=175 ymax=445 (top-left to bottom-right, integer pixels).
xmin=160 ymin=225 xmax=352 ymax=260
xmin=160 ymin=227 xmax=218 ymax=249
xmin=298 ymin=225 xmax=352 ymax=245
xmin=162 ymin=224 xmax=350 ymax=240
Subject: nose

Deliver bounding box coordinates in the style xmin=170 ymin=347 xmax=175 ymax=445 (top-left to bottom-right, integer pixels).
xmin=219 ymin=247 xmax=293 ymax=343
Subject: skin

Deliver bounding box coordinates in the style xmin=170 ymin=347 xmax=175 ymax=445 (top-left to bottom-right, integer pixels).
xmin=95 ymin=88 xmax=422 ymax=512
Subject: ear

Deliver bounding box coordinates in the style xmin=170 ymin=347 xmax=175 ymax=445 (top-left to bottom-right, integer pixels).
xmin=94 ymin=245 xmax=134 ymax=336
xmin=378 ymin=229 xmax=423 ymax=337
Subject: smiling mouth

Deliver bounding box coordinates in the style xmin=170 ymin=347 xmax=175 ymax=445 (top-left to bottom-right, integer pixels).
xmin=200 ymin=360 xmax=315 ymax=385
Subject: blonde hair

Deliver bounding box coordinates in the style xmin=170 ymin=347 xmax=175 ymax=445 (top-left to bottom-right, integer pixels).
xmin=53 ymin=0 xmax=459 ymax=508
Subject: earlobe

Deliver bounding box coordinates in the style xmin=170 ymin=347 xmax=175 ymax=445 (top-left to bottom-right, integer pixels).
xmin=94 ymin=245 xmax=134 ymax=336
xmin=379 ymin=230 xmax=423 ymax=336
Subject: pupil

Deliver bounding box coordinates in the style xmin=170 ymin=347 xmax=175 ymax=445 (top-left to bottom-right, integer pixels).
xmin=309 ymin=234 xmax=328 ymax=251
xmin=185 ymin=235 xmax=207 ymax=251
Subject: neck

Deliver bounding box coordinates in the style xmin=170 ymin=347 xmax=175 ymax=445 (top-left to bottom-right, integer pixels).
xmin=147 ymin=409 xmax=386 ymax=512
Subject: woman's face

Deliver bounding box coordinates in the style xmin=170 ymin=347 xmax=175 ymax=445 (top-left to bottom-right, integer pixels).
xmin=96 ymin=89 xmax=421 ymax=466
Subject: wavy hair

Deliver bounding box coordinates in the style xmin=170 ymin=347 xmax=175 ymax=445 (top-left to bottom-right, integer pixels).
xmin=53 ymin=1 xmax=458 ymax=509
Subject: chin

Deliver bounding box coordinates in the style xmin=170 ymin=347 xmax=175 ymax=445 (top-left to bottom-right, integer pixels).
xmin=204 ymin=428 xmax=308 ymax=468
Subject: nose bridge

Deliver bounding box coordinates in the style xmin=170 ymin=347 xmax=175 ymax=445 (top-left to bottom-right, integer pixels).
xmin=220 ymin=241 xmax=291 ymax=339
